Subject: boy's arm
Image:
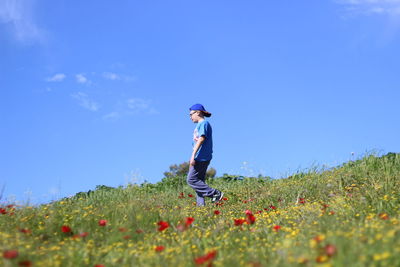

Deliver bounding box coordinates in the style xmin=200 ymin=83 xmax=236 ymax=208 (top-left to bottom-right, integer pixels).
xmin=190 ymin=136 xmax=206 ymax=166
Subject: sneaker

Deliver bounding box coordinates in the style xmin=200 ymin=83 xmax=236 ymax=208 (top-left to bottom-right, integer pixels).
xmin=211 ymin=190 xmax=224 ymax=203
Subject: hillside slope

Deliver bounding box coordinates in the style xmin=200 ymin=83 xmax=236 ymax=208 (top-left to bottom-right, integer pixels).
xmin=1 ymin=153 xmax=399 ymax=266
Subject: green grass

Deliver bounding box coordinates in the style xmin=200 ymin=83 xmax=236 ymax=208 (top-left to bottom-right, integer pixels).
xmin=1 ymin=153 xmax=399 ymax=266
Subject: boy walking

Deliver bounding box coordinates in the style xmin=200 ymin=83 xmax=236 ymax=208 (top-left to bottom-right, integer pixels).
xmin=187 ymin=104 xmax=224 ymax=206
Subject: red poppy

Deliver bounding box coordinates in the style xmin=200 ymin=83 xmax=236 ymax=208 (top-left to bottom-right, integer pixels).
xmin=245 ymin=210 xmax=252 ymax=215
xmin=246 ymin=214 xmax=256 ymax=225
xmin=123 ymin=235 xmax=131 ymax=240
xmin=94 ymin=264 xmax=105 ymax=267
xmin=0 ymin=208 xmax=7 ymax=215
xmin=3 ymin=249 xmax=18 ymax=259
xmin=324 ymin=244 xmax=337 ymax=257
xmin=136 ymin=229 xmax=144 ymax=234
xmin=155 ymin=245 xmax=165 ymax=252
xmin=79 ymin=232 xmax=89 ymax=237
xmin=98 ymin=220 xmax=107 ymax=226
xmin=269 ymin=205 xmax=277 ymax=210
xmin=18 ymin=260 xmax=32 ymax=267
xmin=157 ymin=221 xmax=169 ymax=231
xmin=273 ymin=225 xmax=281 ymax=231
xmin=118 ymin=227 xmax=128 ymax=232
xmin=61 ymin=225 xmax=71 ymax=233
xmin=194 ymin=250 xmax=217 ymax=265
xmin=299 ymin=198 xmax=306 ymax=204
xmin=222 ymin=197 xmax=228 ymax=201
xmin=185 ymin=217 xmax=195 ymax=226
xmin=179 ymin=192 xmax=185 ymax=199
xmin=19 ymin=228 xmax=31 ymax=234
xmin=214 ymin=210 xmax=220 ymax=215
xmin=234 ymin=219 xmax=246 ymax=226
xmin=188 ymin=194 xmax=194 ymax=198
xmin=329 ymin=211 xmax=335 ymax=215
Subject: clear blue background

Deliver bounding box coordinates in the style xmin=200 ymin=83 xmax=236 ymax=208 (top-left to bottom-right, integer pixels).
xmin=1 ymin=0 xmax=399 ymax=204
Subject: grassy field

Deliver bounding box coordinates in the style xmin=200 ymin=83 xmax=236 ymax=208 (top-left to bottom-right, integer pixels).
xmin=1 ymin=153 xmax=399 ymax=267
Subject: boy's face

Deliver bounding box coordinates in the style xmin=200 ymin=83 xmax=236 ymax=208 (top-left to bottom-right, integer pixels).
xmin=189 ymin=111 xmax=200 ymax=123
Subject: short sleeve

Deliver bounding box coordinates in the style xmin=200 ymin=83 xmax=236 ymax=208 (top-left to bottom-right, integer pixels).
xmin=197 ymin=121 xmax=208 ymax=138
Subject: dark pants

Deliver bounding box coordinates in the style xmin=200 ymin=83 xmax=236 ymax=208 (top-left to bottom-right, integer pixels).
xmin=187 ymin=160 xmax=216 ymax=206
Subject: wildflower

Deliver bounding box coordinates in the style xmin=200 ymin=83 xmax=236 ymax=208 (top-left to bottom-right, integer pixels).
xmin=222 ymin=197 xmax=228 ymax=201
xmin=61 ymin=225 xmax=72 ymax=233
xmin=313 ymin=235 xmax=325 ymax=243
xmin=118 ymin=227 xmax=128 ymax=232
xmin=299 ymin=198 xmax=306 ymax=204
xmin=185 ymin=217 xmax=195 ymax=226
xmin=179 ymin=192 xmax=185 ymax=199
xmin=136 ymin=229 xmax=144 ymax=234
xmin=194 ymin=250 xmax=217 ymax=265
xmin=214 ymin=210 xmax=220 ymax=215
xmin=273 ymin=225 xmax=281 ymax=232
xmin=18 ymin=260 xmax=32 ymax=267
xmin=176 ymin=224 xmax=186 ymax=232
xmin=157 ymin=221 xmax=169 ymax=231
xmin=245 ymin=211 xmax=256 ymax=225
xmin=324 ymin=244 xmax=337 ymax=257
xmin=3 ymin=249 xmax=18 ymax=259
xmin=0 ymin=208 xmax=7 ymax=214
xmin=19 ymin=228 xmax=31 ymax=234
xmin=123 ymin=235 xmax=131 ymax=240
xmin=248 ymin=262 xmax=262 ymax=267
xmin=269 ymin=205 xmax=277 ymax=210
xmin=155 ymin=245 xmax=165 ymax=252
xmin=79 ymin=232 xmax=89 ymax=237
xmin=188 ymin=194 xmax=194 ymax=198
xmin=234 ymin=219 xmax=246 ymax=226
xmin=297 ymin=257 xmax=308 ymax=264
xmin=94 ymin=264 xmax=105 ymax=267
xmin=245 ymin=210 xmax=252 ymax=215
xmin=315 ymin=255 xmax=328 ymax=263
xmin=98 ymin=220 xmax=107 ymax=226
xmin=379 ymin=213 xmax=389 ymax=220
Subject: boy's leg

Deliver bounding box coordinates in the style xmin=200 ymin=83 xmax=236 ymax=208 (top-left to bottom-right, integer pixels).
xmin=196 ymin=192 xmax=205 ymax=206
xmin=187 ymin=160 xmax=216 ymax=206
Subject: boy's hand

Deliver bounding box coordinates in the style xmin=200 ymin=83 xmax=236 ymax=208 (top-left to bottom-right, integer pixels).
xmin=190 ymin=156 xmax=196 ymax=166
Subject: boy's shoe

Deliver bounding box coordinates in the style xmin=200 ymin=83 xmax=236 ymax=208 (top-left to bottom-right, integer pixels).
xmin=211 ymin=190 xmax=224 ymax=203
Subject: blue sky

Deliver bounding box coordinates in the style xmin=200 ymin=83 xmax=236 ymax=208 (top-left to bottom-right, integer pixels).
xmin=1 ymin=0 xmax=399 ymax=204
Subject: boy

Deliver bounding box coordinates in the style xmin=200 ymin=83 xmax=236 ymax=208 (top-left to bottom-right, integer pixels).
xmin=187 ymin=103 xmax=224 ymax=206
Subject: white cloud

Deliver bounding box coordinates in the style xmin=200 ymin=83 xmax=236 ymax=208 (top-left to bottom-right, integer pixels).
xmin=103 ymin=111 xmax=120 ymax=120
xmin=46 ymin=73 xmax=66 ymax=82
xmin=71 ymin=92 xmax=99 ymax=111
xmin=337 ymin=0 xmax=400 ymax=16
xmin=103 ymin=72 xmax=120 ymax=81
xmin=127 ymin=98 xmax=158 ymax=114
xmin=0 ymin=0 xmax=45 ymax=43
xmin=103 ymin=71 xmax=136 ymax=82
xmin=76 ymin=74 xmax=90 ymax=84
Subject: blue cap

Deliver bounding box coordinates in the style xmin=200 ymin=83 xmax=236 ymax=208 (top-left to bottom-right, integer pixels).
xmin=189 ymin=103 xmax=212 ymax=117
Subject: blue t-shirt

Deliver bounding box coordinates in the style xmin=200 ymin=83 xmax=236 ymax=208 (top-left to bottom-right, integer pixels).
xmin=193 ymin=120 xmax=213 ymax=161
